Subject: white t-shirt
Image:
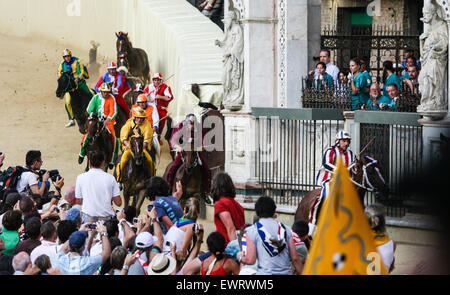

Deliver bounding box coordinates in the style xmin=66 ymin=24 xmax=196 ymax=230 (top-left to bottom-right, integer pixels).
xmin=16 ymin=170 xmax=39 ymax=193
xmin=75 ymin=168 xmax=120 ymax=218
xmin=30 ymin=240 xmax=58 ymax=267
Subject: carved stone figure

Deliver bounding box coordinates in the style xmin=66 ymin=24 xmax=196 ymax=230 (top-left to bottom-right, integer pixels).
xmin=215 ymin=9 xmax=244 ymax=111
xmin=417 ymin=0 xmax=449 ymax=113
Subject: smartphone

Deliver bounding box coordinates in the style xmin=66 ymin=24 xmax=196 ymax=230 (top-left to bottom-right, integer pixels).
xmin=87 ymin=224 xmax=96 ymax=229
xmin=133 ymin=217 xmax=139 ymax=223
xmin=147 ymin=204 xmax=153 ymax=212
xmin=115 ymin=209 xmax=121 ymax=214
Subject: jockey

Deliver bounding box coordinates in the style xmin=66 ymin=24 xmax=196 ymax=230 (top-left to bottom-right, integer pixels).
xmin=57 ymin=48 xmax=92 ymax=127
xmin=144 ymin=73 xmax=174 ymax=138
xmin=131 ymin=94 xmax=159 ymax=130
xmin=78 ymin=82 xmax=120 ymax=169
xmin=95 ymin=62 xmax=131 ymax=119
xmin=116 ymin=107 xmax=155 ymax=185
xmin=309 ymin=130 xmax=356 ymax=236
xmin=166 ymin=114 xmax=211 ymax=195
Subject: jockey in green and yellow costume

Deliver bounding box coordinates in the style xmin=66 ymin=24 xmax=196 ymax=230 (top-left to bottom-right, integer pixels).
xmin=57 ymin=48 xmax=93 ymax=127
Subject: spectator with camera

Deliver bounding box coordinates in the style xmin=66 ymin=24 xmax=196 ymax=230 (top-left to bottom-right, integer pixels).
xmin=74 ymin=150 xmax=122 ymax=223
xmin=56 ymin=220 xmax=111 ymax=275
xmin=13 ymin=217 xmax=41 ymax=255
xmin=16 ymin=150 xmax=63 ymax=198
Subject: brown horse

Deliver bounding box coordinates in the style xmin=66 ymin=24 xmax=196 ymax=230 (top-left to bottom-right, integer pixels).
xmin=115 ymin=32 xmax=150 ymax=85
xmin=163 ymin=146 xmax=205 ymax=209
xmin=117 ymin=52 xmax=145 ymax=108
xmin=83 ymin=114 xmax=113 ymax=172
xmin=116 ymin=130 xmax=155 ymax=216
xmin=294 ymin=155 xmax=389 ymax=223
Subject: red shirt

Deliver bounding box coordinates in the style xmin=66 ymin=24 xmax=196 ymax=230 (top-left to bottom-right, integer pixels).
xmin=214 ymin=197 xmax=245 ymax=244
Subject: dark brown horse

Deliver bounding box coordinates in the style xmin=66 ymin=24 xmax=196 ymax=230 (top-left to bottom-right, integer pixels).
xmin=117 ymin=52 xmax=145 ymax=108
xmin=55 ymin=72 xmax=92 ymax=134
xmin=294 ymin=155 xmax=389 ymax=223
xmin=83 ymin=114 xmax=113 ymax=172
xmin=163 ymin=145 xmax=205 ymax=209
xmin=116 ymin=130 xmax=155 ymax=216
xmin=116 ymin=32 xmax=150 ymax=85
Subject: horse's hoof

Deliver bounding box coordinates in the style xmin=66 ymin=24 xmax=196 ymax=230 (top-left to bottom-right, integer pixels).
xmin=78 ymin=156 xmax=84 ymax=165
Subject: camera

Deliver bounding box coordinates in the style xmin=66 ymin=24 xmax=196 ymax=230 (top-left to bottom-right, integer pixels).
xmin=133 ymin=218 xmax=139 ymax=224
xmin=39 ymin=169 xmax=62 ymax=182
xmin=87 ymin=224 xmax=96 ymax=229
xmin=147 ymin=204 xmax=153 ymax=212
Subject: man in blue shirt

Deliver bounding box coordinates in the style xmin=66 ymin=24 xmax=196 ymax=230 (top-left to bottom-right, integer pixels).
xmin=56 ymin=222 xmax=110 ymax=275
xmin=146 ymin=177 xmax=183 ymax=235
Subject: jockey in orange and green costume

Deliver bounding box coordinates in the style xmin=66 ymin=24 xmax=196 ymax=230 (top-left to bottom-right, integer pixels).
xmin=78 ymin=82 xmax=120 ymax=169
xmin=57 ymin=49 xmax=93 ymax=127
xmin=115 ymin=107 xmax=155 ymax=185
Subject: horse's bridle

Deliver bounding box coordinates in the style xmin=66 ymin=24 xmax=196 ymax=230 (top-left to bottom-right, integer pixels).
xmin=63 ymin=72 xmax=78 ymax=93
xmin=349 ymin=158 xmax=386 ymax=192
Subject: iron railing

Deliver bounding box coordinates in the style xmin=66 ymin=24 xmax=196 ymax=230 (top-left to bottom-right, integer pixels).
xmin=252 ymin=108 xmax=424 ymax=218
xmin=301 ymin=77 xmax=421 ymax=112
xmin=253 ymin=108 xmax=344 ymax=206
xmin=356 ymin=111 xmax=423 ymax=218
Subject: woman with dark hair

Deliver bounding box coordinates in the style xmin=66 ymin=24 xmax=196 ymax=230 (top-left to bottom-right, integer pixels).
xmin=0 ymin=210 xmax=22 ymax=255
xmin=348 ymin=58 xmax=369 ymax=110
xmin=382 ymin=60 xmax=400 ymax=98
xmin=145 ymin=176 xmax=183 ymax=235
xmin=212 ymin=173 xmax=245 ymax=245
xmin=200 ymin=232 xmax=239 ymax=275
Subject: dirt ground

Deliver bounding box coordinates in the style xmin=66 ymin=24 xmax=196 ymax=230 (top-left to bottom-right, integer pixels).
xmin=1 ymin=34 xmax=447 ymax=275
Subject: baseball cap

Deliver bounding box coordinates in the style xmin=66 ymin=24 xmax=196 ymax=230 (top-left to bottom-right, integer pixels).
xmin=135 ymin=232 xmax=158 ymax=248
xmin=69 ymin=231 xmax=88 ymax=248
xmin=65 ymin=208 xmax=81 ymax=223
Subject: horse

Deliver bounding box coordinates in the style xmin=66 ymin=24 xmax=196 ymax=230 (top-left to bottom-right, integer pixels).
xmin=117 ymin=54 xmax=145 ymax=108
xmin=83 ymin=114 xmax=113 ymax=172
xmin=116 ymin=130 xmax=155 ymax=216
xmin=294 ymin=155 xmax=390 ymax=223
xmin=163 ymin=143 xmax=206 ymax=210
xmin=115 ymin=32 xmax=150 ymax=85
xmin=55 ymin=72 xmax=92 ymax=134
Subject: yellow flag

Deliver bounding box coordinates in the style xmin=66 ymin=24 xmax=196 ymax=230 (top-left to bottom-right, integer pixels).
xmin=302 ymin=158 xmax=388 ymax=275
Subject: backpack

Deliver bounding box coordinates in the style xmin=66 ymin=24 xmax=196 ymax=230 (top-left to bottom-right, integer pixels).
xmin=0 ymin=166 xmax=27 ymax=206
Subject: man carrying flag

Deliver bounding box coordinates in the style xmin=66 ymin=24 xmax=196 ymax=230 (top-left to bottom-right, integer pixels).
xmin=302 ymin=158 xmax=389 ymax=275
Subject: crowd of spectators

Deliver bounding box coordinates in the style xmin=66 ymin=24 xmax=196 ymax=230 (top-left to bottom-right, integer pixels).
xmin=307 ymin=49 xmax=421 ymax=111
xmin=1 ymin=147 xmax=395 ymax=275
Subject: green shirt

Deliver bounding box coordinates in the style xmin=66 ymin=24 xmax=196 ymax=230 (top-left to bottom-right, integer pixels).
xmin=0 ymin=228 xmax=19 ymax=256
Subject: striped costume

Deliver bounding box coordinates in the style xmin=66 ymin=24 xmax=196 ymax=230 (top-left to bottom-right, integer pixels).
xmin=310 ymin=144 xmax=356 ymax=228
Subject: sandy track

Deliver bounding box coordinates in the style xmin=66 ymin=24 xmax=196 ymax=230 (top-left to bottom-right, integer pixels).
xmin=0 ymin=34 xmax=172 ymax=213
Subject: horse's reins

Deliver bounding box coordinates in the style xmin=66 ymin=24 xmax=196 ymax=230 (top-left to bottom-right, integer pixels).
xmin=349 ymin=157 xmax=386 ymax=192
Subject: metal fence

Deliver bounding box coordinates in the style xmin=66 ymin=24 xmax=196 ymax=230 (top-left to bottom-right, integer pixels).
xmin=356 ymin=111 xmax=423 ymax=217
xmin=301 ymin=77 xmax=421 ymax=112
xmin=252 ymin=108 xmax=344 ymax=206
xmin=252 ymin=108 xmax=423 ymax=218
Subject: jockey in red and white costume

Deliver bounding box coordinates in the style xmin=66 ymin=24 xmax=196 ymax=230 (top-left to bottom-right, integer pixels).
xmin=309 ymin=130 xmax=356 ymax=236
xmin=95 ymin=62 xmax=131 ymax=119
xmin=144 ymin=73 xmax=174 ymax=137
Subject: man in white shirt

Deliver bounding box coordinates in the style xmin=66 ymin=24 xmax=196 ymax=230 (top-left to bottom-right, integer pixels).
xmin=312 ymin=50 xmax=340 ymax=83
xmin=30 ymin=221 xmax=58 ymax=267
xmin=74 ymin=150 xmax=122 ymax=223
xmin=16 ymin=150 xmax=50 ymax=197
